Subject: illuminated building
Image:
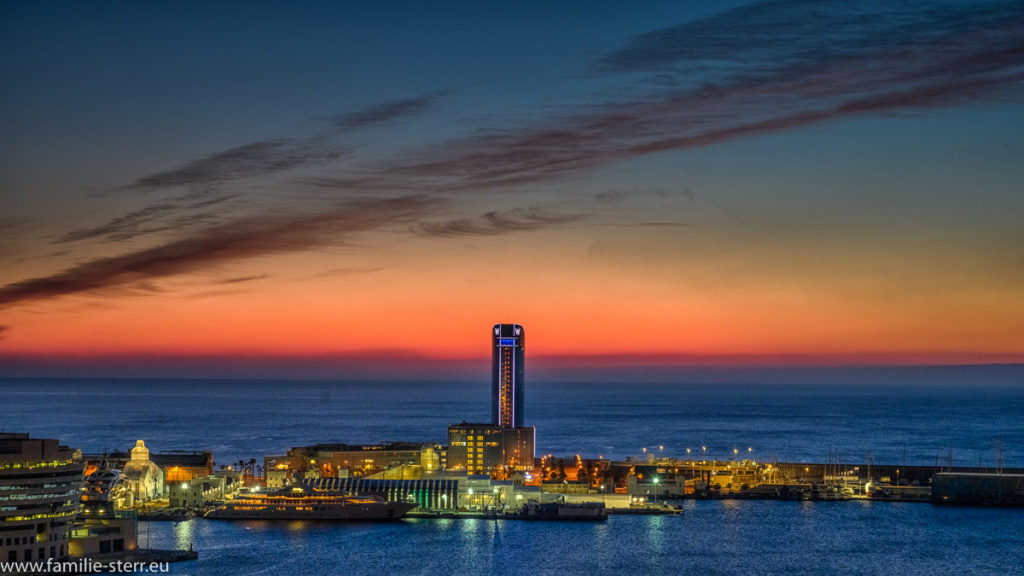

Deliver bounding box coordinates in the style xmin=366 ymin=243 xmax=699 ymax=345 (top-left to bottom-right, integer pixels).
xmin=447 ymin=424 xmax=505 ymax=473
xmin=444 ymin=324 xmax=536 ymax=475
xmin=72 ymin=466 xmax=137 ymax=558
xmin=0 ymin=433 xmax=83 ymax=564
xmin=306 ymin=477 xmax=460 ymax=511
xmin=447 ymin=423 xmax=535 ymax=473
xmin=120 ymin=440 xmax=164 ymax=504
xmin=150 ymin=451 xmax=213 ymax=483
xmin=275 ymin=442 xmax=444 ymax=482
xmin=492 ymin=323 xmax=525 ymax=428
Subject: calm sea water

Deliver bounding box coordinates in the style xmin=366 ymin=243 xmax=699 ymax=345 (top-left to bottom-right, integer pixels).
xmin=2 ymin=377 xmax=1023 ymax=575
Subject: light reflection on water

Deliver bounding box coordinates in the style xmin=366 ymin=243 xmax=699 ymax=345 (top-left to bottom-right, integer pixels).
xmin=138 ymin=500 xmax=1024 ymax=576
xmin=4 ymin=379 xmax=1023 ymax=574
xmin=173 ymin=519 xmax=195 ymax=552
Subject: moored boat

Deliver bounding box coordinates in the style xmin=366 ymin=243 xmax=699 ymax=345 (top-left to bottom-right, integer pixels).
xmin=205 ymin=487 xmax=416 ymax=520
xmin=514 ymin=501 xmax=608 ymax=521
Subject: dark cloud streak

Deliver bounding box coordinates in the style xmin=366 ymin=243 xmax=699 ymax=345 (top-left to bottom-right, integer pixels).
xmin=0 ymin=196 xmax=439 ymax=307
xmin=128 ymin=139 xmax=347 ymax=191
xmin=413 ymin=207 xmax=583 ymax=237
xmin=392 ymin=0 xmax=1024 ymax=190
xmin=11 ymin=1 xmax=1021 ymax=309
xmin=329 ymin=91 xmax=447 ymax=130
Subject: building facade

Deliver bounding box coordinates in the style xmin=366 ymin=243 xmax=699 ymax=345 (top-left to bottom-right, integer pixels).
xmin=306 ymin=477 xmax=460 ymax=511
xmin=150 ymin=451 xmax=213 ymax=483
xmin=0 ymin=433 xmax=83 ymax=564
xmin=73 ymin=466 xmax=137 ymax=559
xmin=273 ymin=442 xmax=442 ymax=482
xmin=121 ymin=440 xmax=164 ymax=504
xmin=447 ymin=423 xmax=535 ymax=473
xmin=492 ymin=323 xmax=525 ymax=428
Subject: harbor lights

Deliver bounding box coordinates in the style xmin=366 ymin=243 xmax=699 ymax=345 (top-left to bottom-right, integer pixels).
xmin=653 ymin=477 xmax=660 ymax=503
xmin=441 ymin=494 xmax=448 ymax=509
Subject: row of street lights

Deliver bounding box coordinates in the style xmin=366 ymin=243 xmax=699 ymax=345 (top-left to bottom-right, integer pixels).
xmin=643 ymin=446 xmax=755 ymax=461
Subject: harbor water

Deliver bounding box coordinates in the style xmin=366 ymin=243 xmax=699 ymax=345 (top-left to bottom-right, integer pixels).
xmin=2 ymin=377 xmax=1023 ymax=574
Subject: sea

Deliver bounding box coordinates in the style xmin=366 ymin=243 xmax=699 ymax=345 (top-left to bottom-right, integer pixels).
xmin=2 ymin=377 xmax=1023 ymax=575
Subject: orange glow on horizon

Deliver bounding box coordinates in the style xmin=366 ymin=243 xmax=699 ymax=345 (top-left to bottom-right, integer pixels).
xmin=2 ymin=229 xmax=1022 ymax=372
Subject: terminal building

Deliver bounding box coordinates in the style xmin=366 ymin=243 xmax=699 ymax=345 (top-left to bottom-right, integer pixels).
xmin=265 ymin=442 xmax=445 ymax=486
xmin=446 ymin=423 xmax=535 ymax=473
xmin=0 ymin=433 xmax=83 ymax=564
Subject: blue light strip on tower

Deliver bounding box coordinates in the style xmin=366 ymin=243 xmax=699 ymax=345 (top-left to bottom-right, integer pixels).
xmin=498 ymin=338 xmax=517 ymax=346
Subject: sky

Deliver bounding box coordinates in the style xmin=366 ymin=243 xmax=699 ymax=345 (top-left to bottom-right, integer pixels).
xmin=1 ymin=0 xmax=1023 ymax=381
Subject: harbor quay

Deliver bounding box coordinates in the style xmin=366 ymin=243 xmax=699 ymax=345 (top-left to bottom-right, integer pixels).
xmin=3 ymin=433 xmax=1021 ymax=573
xmin=77 ymin=439 xmax=1024 ymax=517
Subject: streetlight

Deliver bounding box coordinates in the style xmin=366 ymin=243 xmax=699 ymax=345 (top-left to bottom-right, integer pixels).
xmin=653 ymin=477 xmax=660 ymax=504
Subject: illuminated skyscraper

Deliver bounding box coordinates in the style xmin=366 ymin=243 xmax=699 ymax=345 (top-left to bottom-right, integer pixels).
xmin=491 ymin=323 xmax=524 ymax=428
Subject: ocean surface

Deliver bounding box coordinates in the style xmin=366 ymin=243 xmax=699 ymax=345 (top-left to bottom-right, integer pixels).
xmin=2 ymin=377 xmax=1023 ymax=575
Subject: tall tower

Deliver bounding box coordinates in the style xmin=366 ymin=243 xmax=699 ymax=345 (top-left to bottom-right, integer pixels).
xmin=491 ymin=323 xmax=524 ymax=428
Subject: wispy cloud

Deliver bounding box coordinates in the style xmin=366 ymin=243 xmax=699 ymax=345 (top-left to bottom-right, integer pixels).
xmin=57 ymin=194 xmax=238 ymax=243
xmin=413 ymin=207 xmax=583 ymax=237
xmin=390 ymin=0 xmax=1024 ymax=189
xmin=217 ymin=275 xmax=269 ymax=285
xmin=124 ymin=92 xmax=447 ymax=193
xmin=8 ymin=1 xmax=1021 ymax=308
xmin=0 ymin=196 xmax=439 ymax=306
xmin=317 ymin=266 xmax=388 ymax=278
xmin=127 ymin=138 xmax=347 ymax=191
xmin=328 ymin=91 xmax=448 ymax=130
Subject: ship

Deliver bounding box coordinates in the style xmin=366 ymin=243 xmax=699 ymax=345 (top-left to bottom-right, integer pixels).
xmin=514 ymin=501 xmax=608 ymax=521
xmin=205 ymin=487 xmax=417 ymax=520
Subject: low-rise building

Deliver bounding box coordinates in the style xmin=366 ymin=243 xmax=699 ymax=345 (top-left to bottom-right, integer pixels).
xmin=72 ymin=466 xmax=138 ymax=559
xmin=121 ymin=440 xmax=164 ymax=504
xmin=447 ymin=423 xmax=535 ymax=474
xmin=151 ymin=451 xmax=213 ymax=483
xmin=278 ymin=442 xmax=441 ymax=481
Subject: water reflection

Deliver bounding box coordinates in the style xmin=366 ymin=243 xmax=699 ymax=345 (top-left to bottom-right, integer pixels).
xmin=173 ymin=518 xmax=195 ymax=551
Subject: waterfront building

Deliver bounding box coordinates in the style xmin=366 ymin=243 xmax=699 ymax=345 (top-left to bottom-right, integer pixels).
xmin=448 ymin=424 xmax=504 ymax=473
xmin=151 ymin=451 xmax=213 ymax=483
xmin=263 ymin=455 xmax=291 ymax=488
xmin=306 ymin=477 xmax=460 ymax=510
xmin=120 ymin=440 xmax=164 ymax=504
xmin=447 ymin=423 xmax=535 ymax=473
xmin=167 ymin=470 xmax=242 ymax=508
xmin=0 ymin=432 xmax=83 ymax=564
xmin=275 ymin=442 xmax=444 ymax=482
xmin=502 ymin=426 xmax=535 ymax=470
xmin=72 ymin=466 xmax=137 ymax=558
xmin=492 ymin=323 xmax=525 ymax=428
